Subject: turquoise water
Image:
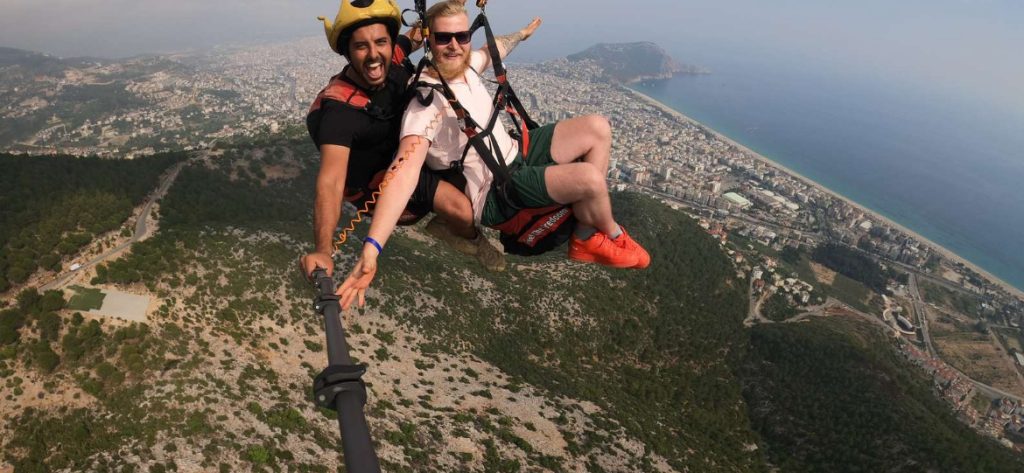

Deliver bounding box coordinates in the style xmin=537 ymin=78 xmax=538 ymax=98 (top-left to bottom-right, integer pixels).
xmin=632 ymin=60 xmax=1024 ymax=291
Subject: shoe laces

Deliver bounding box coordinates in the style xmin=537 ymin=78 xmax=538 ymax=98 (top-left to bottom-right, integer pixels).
xmin=610 ymin=232 xmax=629 ymax=247
xmin=593 ymin=232 xmax=622 ymax=254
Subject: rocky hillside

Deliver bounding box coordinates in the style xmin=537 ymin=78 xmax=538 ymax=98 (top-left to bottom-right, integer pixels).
xmin=0 ymin=136 xmax=762 ymax=472
xmin=2 ymin=136 xmax=1022 ymax=472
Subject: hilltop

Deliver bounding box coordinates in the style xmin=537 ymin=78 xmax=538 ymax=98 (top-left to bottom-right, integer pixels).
xmin=566 ymin=42 xmax=708 ymax=84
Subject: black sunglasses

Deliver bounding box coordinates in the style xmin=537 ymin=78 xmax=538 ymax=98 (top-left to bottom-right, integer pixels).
xmin=432 ymin=30 xmax=472 ymax=45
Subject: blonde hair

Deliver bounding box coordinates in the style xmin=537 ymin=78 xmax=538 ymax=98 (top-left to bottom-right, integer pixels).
xmin=425 ymin=0 xmax=468 ymax=30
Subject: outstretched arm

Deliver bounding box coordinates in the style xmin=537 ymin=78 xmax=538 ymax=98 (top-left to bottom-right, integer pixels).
xmin=299 ymin=145 xmax=350 ymax=278
xmin=401 ymin=24 xmax=424 ymax=53
xmin=337 ymin=134 xmax=431 ymax=309
xmin=404 ymin=0 xmax=470 ymax=52
xmin=478 ymin=17 xmax=542 ymax=71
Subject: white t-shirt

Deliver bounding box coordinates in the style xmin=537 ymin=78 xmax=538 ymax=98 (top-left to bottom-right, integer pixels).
xmin=401 ymin=50 xmax=518 ymax=223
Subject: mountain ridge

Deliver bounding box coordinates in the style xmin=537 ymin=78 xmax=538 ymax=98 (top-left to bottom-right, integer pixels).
xmin=566 ymin=41 xmax=708 ymax=84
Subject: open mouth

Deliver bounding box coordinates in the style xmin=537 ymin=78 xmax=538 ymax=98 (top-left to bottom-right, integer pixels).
xmin=364 ymin=60 xmax=384 ymax=82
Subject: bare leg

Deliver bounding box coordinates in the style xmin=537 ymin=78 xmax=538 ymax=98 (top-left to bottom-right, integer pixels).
xmin=432 ymin=180 xmax=476 ymax=239
xmin=549 ymin=115 xmax=612 ymax=174
xmin=544 ymin=115 xmax=618 ymax=236
xmin=544 ymin=162 xmax=617 ymax=235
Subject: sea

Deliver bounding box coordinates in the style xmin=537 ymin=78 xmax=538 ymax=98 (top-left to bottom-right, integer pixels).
xmin=631 ymin=56 xmax=1024 ymax=292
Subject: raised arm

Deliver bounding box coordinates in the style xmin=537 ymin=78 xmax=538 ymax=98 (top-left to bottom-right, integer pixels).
xmin=403 ymin=0 xmax=469 ymax=53
xmin=477 ymin=17 xmax=542 ymax=71
xmin=400 ymin=24 xmax=424 ymax=54
xmin=337 ymin=134 xmax=431 ymax=309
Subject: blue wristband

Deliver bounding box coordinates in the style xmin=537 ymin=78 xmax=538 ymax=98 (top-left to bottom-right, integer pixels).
xmin=363 ymin=236 xmax=383 ymax=255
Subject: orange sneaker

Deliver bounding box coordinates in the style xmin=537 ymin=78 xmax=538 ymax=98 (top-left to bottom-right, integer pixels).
xmin=568 ymin=231 xmax=639 ymax=269
xmin=613 ymin=228 xmax=650 ymax=269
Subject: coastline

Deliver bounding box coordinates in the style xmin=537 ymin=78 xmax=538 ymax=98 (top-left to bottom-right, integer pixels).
xmin=623 ymin=85 xmax=1024 ymax=301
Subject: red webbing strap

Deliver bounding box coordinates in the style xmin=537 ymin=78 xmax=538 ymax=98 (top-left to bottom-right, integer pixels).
xmin=520 ymin=116 xmax=530 ymax=155
xmin=392 ymin=42 xmax=407 ymax=66
xmin=504 ymin=103 xmax=530 ymax=155
xmin=308 ymin=73 xmax=371 ymax=115
xmin=449 ymin=99 xmax=478 ymax=138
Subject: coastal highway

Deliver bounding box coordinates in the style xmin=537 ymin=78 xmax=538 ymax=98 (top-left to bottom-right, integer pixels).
xmin=41 ymin=160 xmax=187 ymax=292
xmin=908 ymin=273 xmax=937 ymax=358
xmin=641 ymin=186 xmax=827 ymax=243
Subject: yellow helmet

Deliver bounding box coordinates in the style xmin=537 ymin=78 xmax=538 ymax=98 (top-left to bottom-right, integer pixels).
xmin=318 ymin=0 xmax=402 ymax=55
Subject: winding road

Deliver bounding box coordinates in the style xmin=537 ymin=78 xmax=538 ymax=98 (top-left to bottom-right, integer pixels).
xmin=40 ymin=160 xmax=187 ymax=292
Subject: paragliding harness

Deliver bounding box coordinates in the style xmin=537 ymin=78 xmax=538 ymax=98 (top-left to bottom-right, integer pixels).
xmin=307 ymin=40 xmax=423 ymax=226
xmin=406 ymin=1 xmax=575 ymax=256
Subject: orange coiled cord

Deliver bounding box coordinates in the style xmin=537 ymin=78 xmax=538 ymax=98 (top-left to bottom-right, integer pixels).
xmin=333 ymin=110 xmax=446 ymax=254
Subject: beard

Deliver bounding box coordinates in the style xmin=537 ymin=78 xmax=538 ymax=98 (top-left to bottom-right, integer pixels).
xmin=435 ymin=52 xmax=471 ymax=81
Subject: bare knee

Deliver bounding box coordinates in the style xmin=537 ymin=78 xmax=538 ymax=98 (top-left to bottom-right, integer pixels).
xmin=585 ymin=114 xmax=612 ymax=144
xmin=578 ymin=165 xmax=606 ymax=198
xmin=434 ymin=190 xmax=473 ymax=226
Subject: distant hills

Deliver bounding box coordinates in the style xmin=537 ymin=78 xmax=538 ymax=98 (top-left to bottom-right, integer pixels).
xmin=0 ymin=42 xmax=309 ymax=157
xmin=0 ymin=47 xmax=58 ymax=68
xmin=566 ymin=42 xmax=708 ymax=84
xmin=0 ymin=46 xmax=110 ymax=70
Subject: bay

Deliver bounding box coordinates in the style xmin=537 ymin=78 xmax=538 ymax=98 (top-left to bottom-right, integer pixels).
xmin=632 ymin=59 xmax=1024 ymax=291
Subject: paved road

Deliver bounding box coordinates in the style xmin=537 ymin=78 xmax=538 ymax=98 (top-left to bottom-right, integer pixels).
xmin=41 ymin=161 xmax=187 ymax=292
xmin=907 ymin=274 xmax=938 ymax=358
xmin=644 ymin=188 xmax=827 ymax=244
xmin=907 ymin=273 xmax=1024 ymax=402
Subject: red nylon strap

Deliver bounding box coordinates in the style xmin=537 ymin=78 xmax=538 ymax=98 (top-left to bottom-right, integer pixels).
xmin=505 ymin=105 xmax=531 ymax=155
xmin=308 ymin=74 xmax=371 ymax=114
xmin=450 ymin=101 xmax=477 ymax=137
xmin=520 ymin=121 xmax=530 ymax=155
xmin=392 ymin=43 xmax=407 ymax=66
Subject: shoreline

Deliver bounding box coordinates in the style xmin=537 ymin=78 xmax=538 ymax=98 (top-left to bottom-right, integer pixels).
xmin=624 ymin=85 xmax=1024 ymax=301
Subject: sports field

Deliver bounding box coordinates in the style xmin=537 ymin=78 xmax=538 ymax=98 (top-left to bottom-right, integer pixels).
xmin=66 ymin=285 xmax=105 ymax=311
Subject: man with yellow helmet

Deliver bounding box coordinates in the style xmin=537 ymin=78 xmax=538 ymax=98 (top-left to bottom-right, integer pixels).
xmin=301 ymin=0 xmax=505 ymax=279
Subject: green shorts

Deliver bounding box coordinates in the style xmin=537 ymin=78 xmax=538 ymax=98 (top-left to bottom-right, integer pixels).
xmin=481 ymin=123 xmax=558 ymax=227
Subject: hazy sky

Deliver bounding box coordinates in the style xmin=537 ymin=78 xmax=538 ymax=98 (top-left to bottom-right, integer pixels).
xmin=2 ymin=0 xmax=1022 ymax=111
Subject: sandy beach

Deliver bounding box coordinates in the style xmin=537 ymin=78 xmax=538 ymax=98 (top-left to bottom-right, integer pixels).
xmin=624 ymin=86 xmax=1024 ymax=301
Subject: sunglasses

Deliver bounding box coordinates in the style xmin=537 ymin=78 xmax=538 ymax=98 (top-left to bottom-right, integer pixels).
xmin=432 ymin=30 xmax=472 ymax=45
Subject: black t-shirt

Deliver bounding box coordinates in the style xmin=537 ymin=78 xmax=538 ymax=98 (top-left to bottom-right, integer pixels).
xmin=307 ymin=39 xmax=413 ymax=196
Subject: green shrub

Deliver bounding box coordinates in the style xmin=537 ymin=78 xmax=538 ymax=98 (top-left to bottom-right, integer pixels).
xmin=30 ymin=341 xmax=59 ymax=373
xmin=246 ymin=445 xmax=271 ymax=465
